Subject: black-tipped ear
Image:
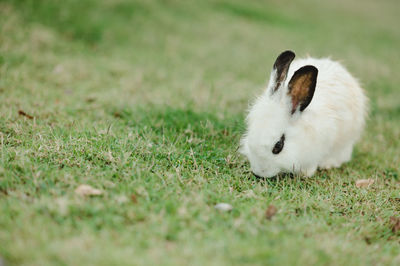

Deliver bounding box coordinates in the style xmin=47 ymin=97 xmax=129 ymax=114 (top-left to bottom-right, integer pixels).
xmin=287 ymin=65 xmax=318 ymax=114
xmin=272 ymin=50 xmax=296 ymax=93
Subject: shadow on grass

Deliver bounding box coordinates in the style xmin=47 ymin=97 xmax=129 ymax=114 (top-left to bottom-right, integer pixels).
xmin=111 ymin=106 xmax=391 ymax=185
xmin=214 ymin=1 xmax=296 ymax=27
xmin=112 ymin=105 xmax=245 ymax=137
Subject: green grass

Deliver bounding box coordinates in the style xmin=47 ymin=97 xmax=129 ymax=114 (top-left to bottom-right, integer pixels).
xmin=1 ymin=0 xmax=400 ymax=265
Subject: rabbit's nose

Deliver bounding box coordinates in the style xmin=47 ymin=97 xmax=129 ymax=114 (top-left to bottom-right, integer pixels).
xmin=252 ymin=172 xmax=263 ymax=179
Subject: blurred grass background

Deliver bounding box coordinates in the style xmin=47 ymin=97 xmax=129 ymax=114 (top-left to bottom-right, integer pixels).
xmin=0 ymin=0 xmax=400 ymax=265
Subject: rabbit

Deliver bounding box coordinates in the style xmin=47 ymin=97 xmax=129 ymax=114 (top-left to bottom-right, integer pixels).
xmin=240 ymin=50 xmax=368 ymax=178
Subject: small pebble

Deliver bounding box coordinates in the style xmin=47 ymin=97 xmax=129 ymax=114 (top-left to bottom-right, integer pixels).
xmin=75 ymin=184 xmax=103 ymax=196
xmin=115 ymin=195 xmax=129 ymax=204
xmin=214 ymin=203 xmax=233 ymax=212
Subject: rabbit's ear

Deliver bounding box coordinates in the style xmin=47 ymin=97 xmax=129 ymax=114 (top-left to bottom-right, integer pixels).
xmin=287 ymin=65 xmax=318 ymax=114
xmin=271 ymin=50 xmax=295 ymax=93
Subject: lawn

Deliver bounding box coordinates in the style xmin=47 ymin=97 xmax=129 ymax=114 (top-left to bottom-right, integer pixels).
xmin=0 ymin=0 xmax=399 ymax=265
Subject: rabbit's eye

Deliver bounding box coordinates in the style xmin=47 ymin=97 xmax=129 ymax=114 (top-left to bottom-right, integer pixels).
xmin=272 ymin=134 xmax=285 ymax=154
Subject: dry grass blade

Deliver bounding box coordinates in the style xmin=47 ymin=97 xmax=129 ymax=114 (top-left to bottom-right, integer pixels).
xmin=265 ymin=205 xmax=277 ymax=220
xmin=390 ymin=216 xmax=400 ymax=233
xmin=355 ymin=179 xmax=374 ymax=188
xmin=18 ymin=110 xmax=34 ymax=119
xmin=131 ymin=194 xmax=138 ymax=203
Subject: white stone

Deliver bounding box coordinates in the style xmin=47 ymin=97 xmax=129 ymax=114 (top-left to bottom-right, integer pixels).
xmin=214 ymin=203 xmax=233 ymax=212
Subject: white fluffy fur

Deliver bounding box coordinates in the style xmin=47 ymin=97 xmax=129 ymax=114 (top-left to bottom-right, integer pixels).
xmin=240 ymin=55 xmax=368 ymax=178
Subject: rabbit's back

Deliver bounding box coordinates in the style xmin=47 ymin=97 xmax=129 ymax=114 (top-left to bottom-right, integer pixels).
xmin=287 ymin=57 xmax=367 ymax=163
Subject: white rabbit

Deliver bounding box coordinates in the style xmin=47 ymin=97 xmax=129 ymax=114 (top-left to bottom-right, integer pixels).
xmin=240 ymin=50 xmax=368 ymax=178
